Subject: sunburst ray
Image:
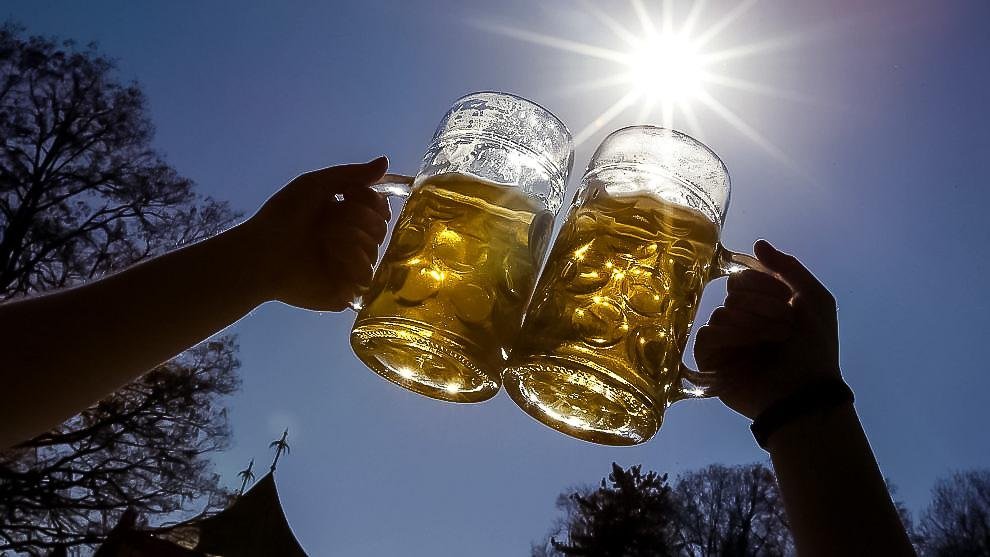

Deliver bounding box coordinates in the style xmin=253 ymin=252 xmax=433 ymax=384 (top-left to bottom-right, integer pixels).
xmin=573 ymin=89 xmax=642 ymax=146
xmin=636 ymin=95 xmax=658 ymax=122
xmin=700 ymin=72 xmax=826 ymax=107
xmin=577 ymin=0 xmax=640 ymax=47
xmin=473 ymin=21 xmax=627 ymax=63
xmin=661 ymin=98 xmax=675 ymax=130
xmin=661 ymin=0 xmax=675 ymax=36
xmin=701 ymin=32 xmax=809 ymax=64
xmin=692 ymin=0 xmax=759 ymax=47
xmin=680 ymin=0 xmax=707 ymax=37
xmin=550 ymin=72 xmax=637 ymax=100
xmin=678 ymin=100 xmax=705 ymax=140
xmin=695 ymin=89 xmax=799 ymax=172
xmin=630 ymin=0 xmax=659 ymax=38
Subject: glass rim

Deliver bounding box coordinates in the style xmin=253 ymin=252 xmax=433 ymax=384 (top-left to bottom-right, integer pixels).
xmin=583 ymin=124 xmax=729 ymax=184
xmin=448 ymin=90 xmax=574 ymax=145
xmin=582 ymin=125 xmax=731 ymax=225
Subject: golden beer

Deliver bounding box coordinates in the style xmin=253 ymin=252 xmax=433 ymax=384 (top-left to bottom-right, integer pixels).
xmin=503 ymin=189 xmax=719 ymax=444
xmin=351 ymin=172 xmax=552 ymax=402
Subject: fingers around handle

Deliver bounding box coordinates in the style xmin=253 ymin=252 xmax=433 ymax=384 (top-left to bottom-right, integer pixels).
xmin=715 ymin=244 xmax=777 ymax=279
xmin=672 ymin=244 xmax=774 ymax=403
xmin=671 ymin=244 xmax=792 ymax=401
xmin=346 ymin=174 xmax=416 ymax=313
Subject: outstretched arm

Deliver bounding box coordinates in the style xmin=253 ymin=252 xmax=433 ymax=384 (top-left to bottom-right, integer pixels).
xmin=695 ymin=240 xmax=915 ymax=556
xmin=0 ymin=158 xmax=390 ymax=448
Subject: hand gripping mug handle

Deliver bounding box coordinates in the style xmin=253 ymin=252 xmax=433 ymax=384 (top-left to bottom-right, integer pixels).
xmin=346 ymin=173 xmax=416 ymax=311
xmin=670 ymin=246 xmax=775 ymax=403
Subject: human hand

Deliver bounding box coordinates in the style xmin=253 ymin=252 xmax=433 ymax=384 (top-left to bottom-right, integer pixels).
xmin=238 ymin=157 xmax=391 ymax=311
xmin=694 ymin=240 xmax=841 ymax=420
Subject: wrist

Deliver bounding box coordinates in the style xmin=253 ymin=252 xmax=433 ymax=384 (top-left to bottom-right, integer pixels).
xmin=751 ymin=378 xmax=854 ymax=451
xmin=765 ymin=400 xmax=856 ymax=454
xmin=217 ymin=220 xmax=279 ymax=306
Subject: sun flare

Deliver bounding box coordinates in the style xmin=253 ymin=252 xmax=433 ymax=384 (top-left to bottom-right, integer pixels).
xmin=477 ymin=0 xmax=817 ymax=169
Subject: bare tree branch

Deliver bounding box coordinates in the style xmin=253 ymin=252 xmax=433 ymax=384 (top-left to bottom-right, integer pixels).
xmin=0 ymin=23 xmax=241 ymax=555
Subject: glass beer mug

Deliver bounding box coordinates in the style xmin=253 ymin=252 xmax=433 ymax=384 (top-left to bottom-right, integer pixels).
xmin=503 ymin=125 xmax=764 ymax=445
xmin=350 ymin=92 xmax=574 ymax=403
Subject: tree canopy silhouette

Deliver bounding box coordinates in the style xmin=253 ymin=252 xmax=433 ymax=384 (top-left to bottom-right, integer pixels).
xmin=0 ymin=22 xmax=241 ymax=554
xmin=535 ymin=463 xmax=792 ymax=557
xmin=673 ymin=464 xmax=791 ymax=557
xmin=0 ymin=24 xmax=236 ymax=298
xmin=917 ymin=469 xmax=990 ymax=556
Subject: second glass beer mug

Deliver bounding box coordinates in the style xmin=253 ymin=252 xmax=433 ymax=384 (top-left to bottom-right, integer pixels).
xmin=350 ymin=92 xmax=573 ymax=403
xmin=503 ymin=126 xmax=763 ymax=445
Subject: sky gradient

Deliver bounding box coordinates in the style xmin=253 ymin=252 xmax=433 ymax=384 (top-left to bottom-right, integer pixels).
xmin=5 ymin=1 xmax=990 ymax=555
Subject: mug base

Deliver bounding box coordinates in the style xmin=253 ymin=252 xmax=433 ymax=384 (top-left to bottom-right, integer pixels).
xmin=503 ymin=357 xmax=660 ymax=446
xmin=350 ymin=317 xmax=500 ymax=403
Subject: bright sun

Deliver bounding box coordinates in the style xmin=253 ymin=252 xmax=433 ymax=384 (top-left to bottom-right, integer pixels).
xmin=626 ymin=34 xmax=704 ymax=103
xmin=478 ymin=0 xmax=813 ymax=167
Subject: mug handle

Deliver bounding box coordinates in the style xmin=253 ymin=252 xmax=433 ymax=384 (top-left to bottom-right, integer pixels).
xmin=347 ymin=173 xmax=416 ymax=311
xmin=670 ymin=245 xmax=775 ymax=402
xmin=370 ymin=173 xmax=415 ymax=199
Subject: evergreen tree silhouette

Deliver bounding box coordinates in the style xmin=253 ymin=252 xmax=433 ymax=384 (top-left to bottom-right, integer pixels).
xmin=541 ymin=463 xmax=680 ymax=557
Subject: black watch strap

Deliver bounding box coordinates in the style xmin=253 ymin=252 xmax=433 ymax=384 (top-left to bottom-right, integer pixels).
xmin=750 ymin=379 xmax=854 ymax=451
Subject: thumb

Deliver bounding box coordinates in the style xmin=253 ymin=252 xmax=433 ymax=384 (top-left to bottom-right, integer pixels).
xmin=360 ymin=155 xmax=389 ymax=177
xmin=754 ymin=239 xmax=826 ymax=295
xmin=309 ymin=156 xmax=390 ymax=190
xmin=339 ymin=155 xmax=390 ymax=183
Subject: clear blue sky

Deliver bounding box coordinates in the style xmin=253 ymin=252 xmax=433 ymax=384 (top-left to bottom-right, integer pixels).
xmin=6 ymin=0 xmax=990 ymax=554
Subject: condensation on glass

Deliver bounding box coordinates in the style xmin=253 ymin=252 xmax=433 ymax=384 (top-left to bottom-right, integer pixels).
xmin=350 ymin=92 xmax=573 ymax=403
xmin=503 ymin=125 xmax=766 ymax=445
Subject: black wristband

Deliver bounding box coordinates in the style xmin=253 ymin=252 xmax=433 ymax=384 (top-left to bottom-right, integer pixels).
xmin=750 ymin=379 xmax=854 ymax=451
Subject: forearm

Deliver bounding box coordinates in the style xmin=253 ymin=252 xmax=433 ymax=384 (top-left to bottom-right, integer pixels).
xmin=768 ymin=402 xmax=915 ymax=556
xmin=0 ymin=223 xmax=267 ymax=447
